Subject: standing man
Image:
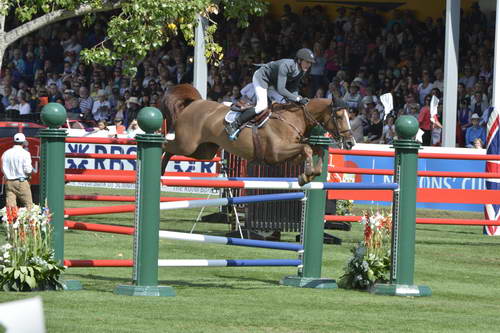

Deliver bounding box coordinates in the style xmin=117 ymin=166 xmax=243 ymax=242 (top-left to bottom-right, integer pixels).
xmin=1 ymin=133 xmax=33 ymax=208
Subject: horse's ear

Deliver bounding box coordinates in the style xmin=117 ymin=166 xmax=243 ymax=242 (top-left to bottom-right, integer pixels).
xmin=333 ymin=98 xmax=348 ymax=109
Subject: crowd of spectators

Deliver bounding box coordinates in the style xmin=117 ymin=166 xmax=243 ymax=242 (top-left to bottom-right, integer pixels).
xmin=0 ymin=2 xmax=494 ymax=146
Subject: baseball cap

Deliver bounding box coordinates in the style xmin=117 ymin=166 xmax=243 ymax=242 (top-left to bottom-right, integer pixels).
xmin=14 ymin=133 xmax=26 ymax=143
xmin=471 ymin=113 xmax=480 ymax=120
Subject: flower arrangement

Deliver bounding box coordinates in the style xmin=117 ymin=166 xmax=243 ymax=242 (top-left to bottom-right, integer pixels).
xmin=338 ymin=211 xmax=392 ymax=290
xmin=336 ymin=200 xmax=353 ymax=216
xmin=0 ymin=205 xmax=64 ymax=291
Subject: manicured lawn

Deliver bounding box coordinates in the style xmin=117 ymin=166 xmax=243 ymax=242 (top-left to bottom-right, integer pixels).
xmin=1 ymin=186 xmax=499 ymax=333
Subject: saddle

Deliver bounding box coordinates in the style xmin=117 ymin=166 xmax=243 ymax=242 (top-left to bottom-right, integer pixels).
xmin=226 ymin=101 xmax=271 ymax=128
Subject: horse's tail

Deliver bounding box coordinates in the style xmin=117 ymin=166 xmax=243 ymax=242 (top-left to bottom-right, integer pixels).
xmin=161 ymin=84 xmax=202 ymax=133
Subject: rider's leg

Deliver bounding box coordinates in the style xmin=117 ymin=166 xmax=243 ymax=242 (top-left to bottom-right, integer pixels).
xmin=226 ymin=76 xmax=268 ymax=141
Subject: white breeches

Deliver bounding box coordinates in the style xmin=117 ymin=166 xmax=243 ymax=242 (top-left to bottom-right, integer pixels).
xmin=253 ymin=75 xmax=269 ymax=114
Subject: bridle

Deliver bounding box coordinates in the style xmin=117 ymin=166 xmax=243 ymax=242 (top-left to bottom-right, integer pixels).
xmin=302 ymin=102 xmax=352 ymax=144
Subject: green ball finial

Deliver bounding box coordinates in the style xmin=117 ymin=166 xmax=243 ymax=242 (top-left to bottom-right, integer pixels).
xmin=395 ymin=115 xmax=419 ymax=140
xmin=137 ymin=107 xmax=163 ymax=134
xmin=41 ymin=103 xmax=67 ymax=128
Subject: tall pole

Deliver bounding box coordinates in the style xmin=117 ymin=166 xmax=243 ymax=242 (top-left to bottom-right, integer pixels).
xmin=492 ymin=0 xmax=500 ymax=107
xmin=281 ymin=128 xmax=337 ymax=289
xmin=372 ymin=116 xmax=431 ymax=296
xmin=193 ymin=14 xmax=208 ymax=99
xmin=442 ymin=0 xmax=460 ymax=147
xmin=39 ymin=103 xmax=81 ymax=290
xmin=115 ymin=107 xmax=175 ymax=297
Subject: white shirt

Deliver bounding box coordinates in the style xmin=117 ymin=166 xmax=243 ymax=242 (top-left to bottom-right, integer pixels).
xmin=91 ymin=100 xmax=111 ymax=121
xmin=1 ymin=145 xmax=33 ymax=180
xmin=18 ymin=102 xmax=31 ymax=115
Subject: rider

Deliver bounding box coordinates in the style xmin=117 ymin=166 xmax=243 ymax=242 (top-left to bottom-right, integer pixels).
xmin=225 ymin=48 xmax=316 ymax=141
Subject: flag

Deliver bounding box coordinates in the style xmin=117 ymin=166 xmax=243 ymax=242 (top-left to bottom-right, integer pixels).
xmin=484 ymin=106 xmax=500 ymax=235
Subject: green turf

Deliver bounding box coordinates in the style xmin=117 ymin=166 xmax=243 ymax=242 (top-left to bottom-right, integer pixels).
xmin=1 ymin=186 xmax=499 ymax=333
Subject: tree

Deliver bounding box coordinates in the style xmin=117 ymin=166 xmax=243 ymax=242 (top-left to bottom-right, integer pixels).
xmin=0 ymin=0 xmax=268 ymax=73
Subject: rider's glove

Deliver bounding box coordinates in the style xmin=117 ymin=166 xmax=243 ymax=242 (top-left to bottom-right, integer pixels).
xmin=298 ymin=97 xmax=309 ymax=105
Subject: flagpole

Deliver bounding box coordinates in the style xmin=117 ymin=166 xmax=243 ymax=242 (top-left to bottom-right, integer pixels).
xmin=492 ymin=0 xmax=500 ymax=107
xmin=483 ymin=0 xmax=500 ymax=236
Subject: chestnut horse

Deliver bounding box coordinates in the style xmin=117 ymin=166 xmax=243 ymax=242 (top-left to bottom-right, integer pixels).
xmin=161 ymin=84 xmax=355 ymax=185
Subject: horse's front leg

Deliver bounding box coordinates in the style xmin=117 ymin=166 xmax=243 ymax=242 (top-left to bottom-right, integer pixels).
xmin=311 ymin=146 xmax=325 ymax=177
xmin=296 ymin=146 xmax=326 ymax=185
xmin=268 ymin=143 xmax=315 ymax=185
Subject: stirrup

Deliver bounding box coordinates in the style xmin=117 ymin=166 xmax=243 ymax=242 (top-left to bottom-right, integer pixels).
xmin=225 ymin=122 xmax=241 ymax=141
xmin=228 ymin=128 xmax=241 ymax=141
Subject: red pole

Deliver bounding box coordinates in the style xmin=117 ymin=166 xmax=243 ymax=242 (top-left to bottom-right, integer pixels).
xmin=64 ymin=195 xmax=204 ymax=202
xmin=324 ymin=215 xmax=500 ymax=226
xmin=65 ymin=205 xmax=135 ymax=216
xmin=329 ymin=148 xmax=500 ymax=160
xmin=64 ymin=259 xmax=133 ymax=267
xmin=328 ymin=166 xmax=500 ymax=179
xmin=64 ymin=220 xmax=134 ymax=235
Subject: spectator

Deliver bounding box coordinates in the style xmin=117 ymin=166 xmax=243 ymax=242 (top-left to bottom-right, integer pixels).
xmin=91 ymin=89 xmax=111 ymax=122
xmin=79 ymin=86 xmax=93 ymax=121
xmin=417 ymin=69 xmax=433 ymax=105
xmin=418 ymin=94 xmax=432 ymax=146
xmin=472 ymin=137 xmax=483 ymax=149
xmin=366 ymin=111 xmax=383 ymax=143
xmin=348 ymin=108 xmax=364 ymax=143
xmin=127 ymin=119 xmax=145 ymax=138
xmin=380 ymin=115 xmax=396 ymax=144
xmin=1 ymin=133 xmax=33 ymax=208
xmin=17 ymin=92 xmax=31 ymax=120
xmin=125 ymin=97 xmax=141 ymax=125
xmin=343 ymin=82 xmax=362 ymax=108
xmin=465 ymin=113 xmax=486 ymax=148
xmin=458 ymin=64 xmax=477 ymax=92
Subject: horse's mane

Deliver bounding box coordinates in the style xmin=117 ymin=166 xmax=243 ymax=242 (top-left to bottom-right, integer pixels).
xmin=271 ymin=102 xmax=302 ymax=113
xmin=161 ymin=84 xmax=202 ymax=132
xmin=165 ymin=84 xmax=202 ymax=113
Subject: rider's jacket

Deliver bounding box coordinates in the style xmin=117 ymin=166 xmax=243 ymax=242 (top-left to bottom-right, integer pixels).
xmin=253 ymin=59 xmax=304 ymax=102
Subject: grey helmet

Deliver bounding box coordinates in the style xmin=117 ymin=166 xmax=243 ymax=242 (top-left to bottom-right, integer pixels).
xmin=296 ymin=48 xmax=316 ymax=63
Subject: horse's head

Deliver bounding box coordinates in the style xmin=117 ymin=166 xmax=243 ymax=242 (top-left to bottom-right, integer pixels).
xmin=310 ymin=99 xmax=356 ymax=149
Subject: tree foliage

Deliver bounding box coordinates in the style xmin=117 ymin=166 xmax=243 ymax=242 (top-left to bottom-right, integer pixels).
xmin=0 ymin=0 xmax=268 ymax=72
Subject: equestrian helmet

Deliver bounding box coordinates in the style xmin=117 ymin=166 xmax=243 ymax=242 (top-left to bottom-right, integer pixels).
xmin=296 ymin=48 xmax=316 ymax=63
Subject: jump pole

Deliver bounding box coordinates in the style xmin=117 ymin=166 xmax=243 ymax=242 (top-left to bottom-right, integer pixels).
xmin=371 ymin=116 xmax=431 ymax=296
xmin=281 ymin=129 xmax=337 ymax=288
xmin=114 ymin=107 xmax=175 ymax=297
xmin=39 ymin=103 xmax=82 ymax=290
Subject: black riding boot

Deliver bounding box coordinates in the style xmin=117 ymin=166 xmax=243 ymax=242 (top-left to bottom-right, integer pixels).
xmin=225 ymin=107 xmax=258 ymax=141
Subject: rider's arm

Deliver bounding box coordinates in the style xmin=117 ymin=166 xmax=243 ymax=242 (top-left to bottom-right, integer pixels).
xmin=276 ymin=62 xmax=300 ymax=102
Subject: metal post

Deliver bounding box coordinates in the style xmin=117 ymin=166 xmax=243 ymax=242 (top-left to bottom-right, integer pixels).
xmin=39 ymin=103 xmax=81 ymax=290
xmin=115 ymin=107 xmax=175 ymax=297
xmin=372 ymin=116 xmax=431 ymax=296
xmin=281 ymin=129 xmax=337 ymax=289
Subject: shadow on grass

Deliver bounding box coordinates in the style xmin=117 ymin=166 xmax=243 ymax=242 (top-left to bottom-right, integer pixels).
xmin=66 ymin=273 xmax=267 ymax=291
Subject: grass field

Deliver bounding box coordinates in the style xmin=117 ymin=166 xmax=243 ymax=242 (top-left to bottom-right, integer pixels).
xmin=1 ymin=186 xmax=500 ymax=333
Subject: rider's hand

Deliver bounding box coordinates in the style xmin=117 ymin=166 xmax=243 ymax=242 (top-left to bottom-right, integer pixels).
xmin=298 ymin=97 xmax=309 ymax=105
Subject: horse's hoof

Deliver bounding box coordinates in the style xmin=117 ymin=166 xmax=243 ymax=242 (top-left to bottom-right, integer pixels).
xmin=298 ymin=174 xmax=308 ymax=186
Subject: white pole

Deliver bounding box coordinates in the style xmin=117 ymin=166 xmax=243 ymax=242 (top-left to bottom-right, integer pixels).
xmin=442 ymin=0 xmax=460 ymax=147
xmin=492 ymin=0 xmax=500 ymax=107
xmin=193 ymin=14 xmax=208 ymax=99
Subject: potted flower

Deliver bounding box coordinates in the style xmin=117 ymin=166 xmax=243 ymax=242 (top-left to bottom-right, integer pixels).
xmin=0 ymin=205 xmax=65 ymax=291
xmin=338 ymin=211 xmax=392 ymax=290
